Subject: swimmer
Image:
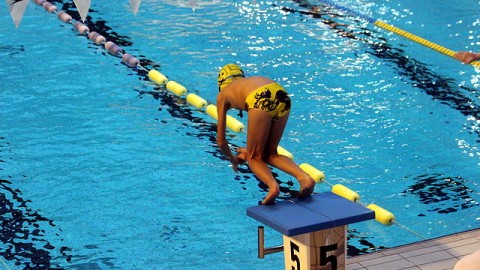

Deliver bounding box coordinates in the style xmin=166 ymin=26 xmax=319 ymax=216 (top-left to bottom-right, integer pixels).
xmin=215 ymin=64 xmax=316 ymax=205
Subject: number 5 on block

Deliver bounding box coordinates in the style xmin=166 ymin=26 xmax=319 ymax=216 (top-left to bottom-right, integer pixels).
xmin=282 ymin=226 xmax=345 ymax=270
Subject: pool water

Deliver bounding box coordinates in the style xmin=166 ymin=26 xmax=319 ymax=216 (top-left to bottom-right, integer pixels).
xmin=1 ymin=0 xmax=479 ymax=269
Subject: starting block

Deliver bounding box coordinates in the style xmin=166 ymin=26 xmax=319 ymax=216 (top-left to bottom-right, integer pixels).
xmin=247 ymin=192 xmax=375 ymax=270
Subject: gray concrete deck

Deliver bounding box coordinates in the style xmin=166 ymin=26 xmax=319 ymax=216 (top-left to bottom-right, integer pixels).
xmin=348 ymin=228 xmax=480 ymax=270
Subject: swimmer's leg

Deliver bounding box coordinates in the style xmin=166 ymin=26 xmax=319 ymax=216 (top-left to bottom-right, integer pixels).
xmin=264 ymin=113 xmax=315 ymax=198
xmin=246 ymin=109 xmax=280 ymax=205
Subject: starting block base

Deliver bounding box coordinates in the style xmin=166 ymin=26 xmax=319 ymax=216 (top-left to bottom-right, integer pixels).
xmin=247 ymin=192 xmax=375 ymax=270
xmin=283 ymin=226 xmax=346 ymax=270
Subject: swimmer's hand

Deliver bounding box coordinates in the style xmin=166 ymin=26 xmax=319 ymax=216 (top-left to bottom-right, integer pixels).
xmin=218 ymin=141 xmax=240 ymax=173
xmin=454 ymin=51 xmax=480 ymax=64
xmin=235 ymin=147 xmax=248 ymax=164
xmin=228 ymin=155 xmax=239 ymax=173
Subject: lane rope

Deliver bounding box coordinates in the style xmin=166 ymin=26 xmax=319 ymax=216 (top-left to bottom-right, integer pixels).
xmin=316 ymin=0 xmax=480 ymax=67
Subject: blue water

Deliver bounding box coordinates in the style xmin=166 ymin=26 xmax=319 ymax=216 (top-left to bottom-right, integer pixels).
xmin=1 ymin=0 xmax=479 ymax=269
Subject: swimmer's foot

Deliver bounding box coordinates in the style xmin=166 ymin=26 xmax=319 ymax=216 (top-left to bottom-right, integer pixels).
xmin=297 ymin=188 xmax=313 ymax=199
xmin=261 ymin=195 xmax=277 ymax=205
xmin=261 ymin=188 xmax=280 ymax=205
xmin=261 ymin=198 xmax=276 ymax=205
xmin=297 ymin=175 xmax=315 ymax=199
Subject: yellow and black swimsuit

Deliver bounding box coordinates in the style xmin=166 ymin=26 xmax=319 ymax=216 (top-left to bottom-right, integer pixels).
xmin=245 ymin=83 xmax=291 ymax=120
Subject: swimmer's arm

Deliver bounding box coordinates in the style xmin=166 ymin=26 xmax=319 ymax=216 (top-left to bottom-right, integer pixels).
xmin=216 ymin=95 xmax=238 ymax=172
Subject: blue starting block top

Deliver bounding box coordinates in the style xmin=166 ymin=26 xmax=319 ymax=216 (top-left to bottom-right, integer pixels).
xmin=247 ymin=192 xmax=375 ymax=236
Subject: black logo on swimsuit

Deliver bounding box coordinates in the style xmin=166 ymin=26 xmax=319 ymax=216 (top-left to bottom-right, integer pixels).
xmin=253 ymin=89 xmax=291 ymax=119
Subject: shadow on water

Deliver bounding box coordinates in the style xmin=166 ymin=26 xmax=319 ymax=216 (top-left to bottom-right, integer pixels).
xmin=402 ymin=173 xmax=478 ymax=216
xmin=0 ymin=138 xmax=71 ymax=269
xmin=0 ymin=188 xmax=68 ymax=269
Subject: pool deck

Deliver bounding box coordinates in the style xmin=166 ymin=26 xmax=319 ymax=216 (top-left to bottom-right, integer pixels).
xmin=348 ymin=228 xmax=480 ymax=270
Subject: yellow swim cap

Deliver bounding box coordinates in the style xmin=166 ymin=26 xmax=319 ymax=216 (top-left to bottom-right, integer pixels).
xmin=217 ymin=64 xmax=245 ymax=91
